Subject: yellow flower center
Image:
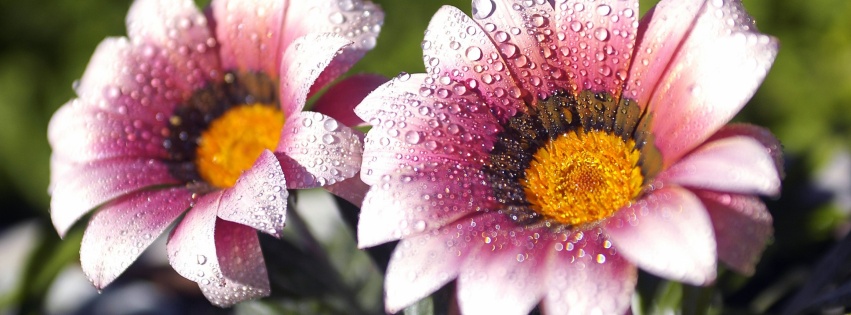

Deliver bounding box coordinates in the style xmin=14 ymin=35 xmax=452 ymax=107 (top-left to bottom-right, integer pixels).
xmin=522 ymin=130 xmax=643 ymax=226
xmin=195 ymin=104 xmax=284 ymax=188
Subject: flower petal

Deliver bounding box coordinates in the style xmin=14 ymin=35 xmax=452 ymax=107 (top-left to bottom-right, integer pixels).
xmin=48 ymin=100 xmax=169 ymax=163
xmin=203 ymin=220 xmax=270 ymax=307
xmin=470 ymin=0 xmax=557 ymax=101
xmin=310 ymin=74 xmax=387 ymax=127
xmin=644 ymin=0 xmax=778 ymax=166
xmin=384 ymin=229 xmax=468 ymax=313
xmin=707 ymin=123 xmax=784 ymax=178
xmin=357 ymin=164 xmax=494 ymax=248
xmin=658 ymin=136 xmax=781 ymax=196
xmin=50 ymin=157 xmax=179 ymax=238
xmin=282 ymin=0 xmax=383 ymax=96
xmin=456 ymin=215 xmax=550 ymax=315
xmin=80 ymin=188 xmax=192 ymax=289
xmin=278 ymin=33 xmax=352 ymax=117
xmin=543 ymin=233 xmax=636 ymax=315
xmin=324 ymin=174 xmax=370 ymax=208
xmin=553 ymin=0 xmax=640 ymax=96
xmin=167 ymin=193 xmax=270 ymax=307
xmin=218 ymin=150 xmax=288 ymax=237
xmin=606 ymin=186 xmax=717 ymax=285
xmin=275 ymin=112 xmax=362 ymax=189
xmin=622 ymin=0 xmax=703 ymax=104
xmin=126 ymin=0 xmax=219 ymax=93
xmin=696 ymin=190 xmax=773 ymax=275
xmin=355 ymin=73 xmax=499 ymax=185
xmin=421 ymin=5 xmax=525 ymax=120
xmin=210 ymin=0 xmax=286 ymax=76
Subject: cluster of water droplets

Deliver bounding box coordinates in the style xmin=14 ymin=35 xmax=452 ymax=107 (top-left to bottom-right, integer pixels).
xmin=195 ymin=224 xmax=270 ymax=307
xmin=418 ymin=6 xmax=526 ymax=121
xmin=323 ymin=0 xmax=383 ymax=51
xmin=280 ymin=112 xmax=362 ymax=188
xmin=218 ymin=153 xmax=288 ymax=237
xmin=550 ymin=0 xmax=638 ymax=94
xmin=51 ymin=156 xmax=180 ymax=238
xmin=627 ymin=0 xmax=777 ymax=164
xmin=80 ymin=188 xmax=196 ymax=289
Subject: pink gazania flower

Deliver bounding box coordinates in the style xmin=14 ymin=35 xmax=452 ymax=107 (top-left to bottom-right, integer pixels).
xmin=48 ymin=0 xmax=383 ymax=306
xmin=355 ymin=0 xmax=781 ymax=314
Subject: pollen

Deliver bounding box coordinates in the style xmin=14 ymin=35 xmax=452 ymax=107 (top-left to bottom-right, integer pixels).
xmin=522 ymin=129 xmax=643 ymax=226
xmin=195 ymin=104 xmax=284 ymax=188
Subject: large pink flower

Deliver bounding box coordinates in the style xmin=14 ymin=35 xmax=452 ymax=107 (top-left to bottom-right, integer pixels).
xmin=356 ymin=0 xmax=781 ymax=313
xmin=47 ymin=0 xmax=383 ymax=306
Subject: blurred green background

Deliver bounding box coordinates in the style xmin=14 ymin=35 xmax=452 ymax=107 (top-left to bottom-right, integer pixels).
xmin=1 ymin=0 xmax=851 ymax=314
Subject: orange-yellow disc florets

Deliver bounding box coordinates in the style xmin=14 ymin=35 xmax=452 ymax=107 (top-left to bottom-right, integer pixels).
xmin=522 ymin=130 xmax=643 ymax=226
xmin=195 ymin=104 xmax=284 ymax=188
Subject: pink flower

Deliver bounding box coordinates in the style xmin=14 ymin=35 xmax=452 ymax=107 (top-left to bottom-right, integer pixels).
xmin=48 ymin=0 xmax=383 ymax=306
xmin=355 ymin=0 xmax=781 ymax=314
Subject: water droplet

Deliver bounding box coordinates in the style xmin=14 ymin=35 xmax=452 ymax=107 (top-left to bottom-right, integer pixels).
xmin=594 ymin=28 xmax=610 ymax=41
xmin=472 ymin=0 xmax=496 ymax=19
xmin=596 ymin=4 xmax=612 ymax=16
xmin=197 ymin=255 xmax=207 ymax=265
xmin=323 ymin=118 xmax=339 ymax=131
xmin=499 ymin=43 xmax=518 ymax=58
xmin=494 ymin=31 xmax=509 ymax=43
xmin=570 ymin=21 xmax=582 ymax=32
xmin=465 ymin=46 xmax=483 ymax=61
xmin=404 ymin=130 xmax=422 ymax=144
xmin=328 ymin=12 xmax=346 ymax=24
xmin=531 ymin=14 xmax=547 ymax=27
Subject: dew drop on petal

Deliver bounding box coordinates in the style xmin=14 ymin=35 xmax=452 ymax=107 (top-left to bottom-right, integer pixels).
xmin=323 ymin=118 xmax=339 ymax=131
xmin=594 ymin=28 xmax=610 ymax=41
xmin=472 ymin=0 xmax=496 ymax=19
xmin=404 ymin=130 xmax=422 ymax=144
xmin=197 ymin=255 xmax=207 ymax=265
xmin=596 ymin=4 xmax=612 ymax=16
xmin=465 ymin=46 xmax=483 ymax=61
xmin=328 ymin=12 xmax=346 ymax=24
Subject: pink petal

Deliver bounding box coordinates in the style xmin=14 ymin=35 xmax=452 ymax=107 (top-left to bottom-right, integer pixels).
xmin=80 ymin=188 xmax=192 ymax=289
xmin=420 ymin=5 xmax=526 ymax=120
xmin=543 ymin=232 xmax=637 ymax=315
xmin=204 ymin=220 xmax=270 ymax=306
xmin=167 ymin=193 xmax=270 ymax=307
xmin=125 ymin=0 xmax=219 ymax=93
xmin=282 ymin=0 xmax=383 ymax=96
xmin=643 ymin=0 xmax=778 ymax=166
xmin=357 ymin=164 xmax=494 ymax=248
xmin=456 ymin=215 xmax=550 ymax=315
xmin=355 ymin=73 xmax=499 ymax=185
xmin=48 ymin=100 xmax=169 ymax=163
xmin=73 ymin=36 xmax=216 ymax=120
xmin=210 ymin=0 xmax=285 ymax=76
xmin=218 ymin=150 xmax=288 ymax=237
xmin=553 ymin=0 xmax=640 ymax=96
xmin=50 ymin=157 xmax=179 ymax=237
xmin=278 ymin=34 xmax=352 ymax=117
xmin=469 ymin=0 xmax=557 ymax=101
xmin=605 ymin=186 xmax=717 ymax=285
xmin=324 ymin=174 xmax=370 ymax=208
xmin=275 ymin=112 xmax=362 ymax=189
xmin=384 ymin=230 xmax=468 ymax=313
xmin=48 ymin=154 xmax=73 ymax=194
xmin=707 ymin=123 xmax=784 ymax=178
xmin=622 ymin=0 xmax=703 ymax=104
xmin=696 ymin=190 xmax=773 ymax=275
xmin=657 ymin=136 xmax=781 ymax=196
xmin=310 ymin=74 xmax=388 ymax=127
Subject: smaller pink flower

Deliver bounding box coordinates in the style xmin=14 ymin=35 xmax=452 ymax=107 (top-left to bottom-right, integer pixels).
xmin=355 ymin=0 xmax=781 ymax=314
xmin=48 ymin=0 xmax=383 ymax=306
